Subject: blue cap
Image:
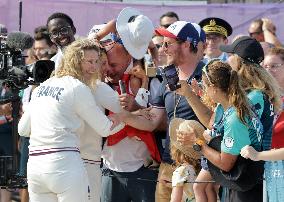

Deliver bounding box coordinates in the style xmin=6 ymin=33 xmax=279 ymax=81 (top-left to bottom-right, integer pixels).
xmin=155 ymin=21 xmax=201 ymax=47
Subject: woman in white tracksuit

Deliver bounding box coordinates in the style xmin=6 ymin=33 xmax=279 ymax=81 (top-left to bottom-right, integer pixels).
xmin=18 ymin=38 xmax=124 ymax=202
xmin=79 ymin=49 xmax=150 ymax=202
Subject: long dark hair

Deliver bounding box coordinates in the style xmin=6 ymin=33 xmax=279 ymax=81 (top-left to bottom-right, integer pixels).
xmin=203 ymin=60 xmax=252 ymax=123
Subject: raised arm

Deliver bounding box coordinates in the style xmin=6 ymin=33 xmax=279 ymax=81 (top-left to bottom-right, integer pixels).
xmin=262 ymin=18 xmax=282 ymax=47
xmin=90 ymin=19 xmax=116 ymax=41
xmin=176 ymin=80 xmax=213 ymax=129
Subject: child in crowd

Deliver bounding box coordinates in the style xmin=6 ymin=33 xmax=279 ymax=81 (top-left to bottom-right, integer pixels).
xmin=169 ymin=118 xmax=205 ymax=202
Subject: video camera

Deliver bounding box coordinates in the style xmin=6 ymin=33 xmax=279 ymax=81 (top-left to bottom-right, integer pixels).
xmin=0 ymin=32 xmax=54 ymax=189
xmin=0 ymin=32 xmax=54 ymax=90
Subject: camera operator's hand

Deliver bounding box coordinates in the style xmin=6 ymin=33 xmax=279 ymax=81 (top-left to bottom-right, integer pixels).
xmin=0 ymin=103 xmax=12 ymax=116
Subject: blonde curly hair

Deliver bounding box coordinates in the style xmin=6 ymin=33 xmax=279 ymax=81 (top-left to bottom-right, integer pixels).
xmin=56 ymin=38 xmax=104 ymax=89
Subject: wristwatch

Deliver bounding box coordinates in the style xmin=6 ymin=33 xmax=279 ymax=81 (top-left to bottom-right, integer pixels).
xmin=193 ymin=139 xmax=205 ymax=152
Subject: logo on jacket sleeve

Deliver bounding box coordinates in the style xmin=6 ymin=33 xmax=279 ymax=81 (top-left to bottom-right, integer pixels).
xmin=224 ymin=136 xmax=234 ymax=148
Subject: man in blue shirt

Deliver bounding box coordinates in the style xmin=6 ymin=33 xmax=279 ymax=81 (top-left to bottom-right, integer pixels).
xmin=116 ymin=21 xmax=204 ymax=202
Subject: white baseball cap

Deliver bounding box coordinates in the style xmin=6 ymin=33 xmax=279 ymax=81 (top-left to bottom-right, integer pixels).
xmin=116 ymin=7 xmax=154 ymax=59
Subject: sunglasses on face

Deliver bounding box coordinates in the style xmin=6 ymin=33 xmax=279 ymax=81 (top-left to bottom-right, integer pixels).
xmin=49 ymin=26 xmax=71 ymax=39
xmin=162 ymin=40 xmax=182 ymax=49
xmin=249 ymin=31 xmax=262 ymax=37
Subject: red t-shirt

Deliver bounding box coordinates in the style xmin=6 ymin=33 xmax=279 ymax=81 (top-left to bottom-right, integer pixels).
xmin=271 ymin=97 xmax=284 ymax=149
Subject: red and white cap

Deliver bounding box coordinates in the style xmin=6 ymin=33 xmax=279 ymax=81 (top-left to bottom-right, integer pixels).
xmin=155 ymin=21 xmax=201 ymax=47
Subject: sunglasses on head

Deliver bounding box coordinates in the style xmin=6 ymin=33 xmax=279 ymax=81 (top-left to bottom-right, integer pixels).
xmin=202 ymin=58 xmax=221 ymax=84
xmin=101 ymin=33 xmax=124 ymax=52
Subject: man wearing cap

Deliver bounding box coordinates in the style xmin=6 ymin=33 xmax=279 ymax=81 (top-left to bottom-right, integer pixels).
xmin=199 ymin=17 xmax=232 ymax=63
xmin=91 ymin=8 xmax=160 ymax=202
xmin=150 ymin=21 xmax=205 ymax=202
xmin=112 ymin=21 xmax=205 ymax=202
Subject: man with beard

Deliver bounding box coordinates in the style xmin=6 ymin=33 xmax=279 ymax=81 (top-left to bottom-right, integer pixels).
xmin=47 ymin=12 xmax=76 ymax=71
xmin=199 ymin=17 xmax=232 ymax=63
xmin=110 ymin=21 xmax=205 ymax=202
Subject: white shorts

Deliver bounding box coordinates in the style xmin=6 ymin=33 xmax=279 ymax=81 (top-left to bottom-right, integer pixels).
xmin=84 ymin=161 xmax=102 ymax=202
xmin=27 ymin=151 xmax=90 ymax=202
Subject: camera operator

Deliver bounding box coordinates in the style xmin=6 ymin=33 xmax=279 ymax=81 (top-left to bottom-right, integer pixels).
xmin=0 ymin=23 xmax=13 ymax=202
xmin=0 ymin=83 xmax=13 ymax=202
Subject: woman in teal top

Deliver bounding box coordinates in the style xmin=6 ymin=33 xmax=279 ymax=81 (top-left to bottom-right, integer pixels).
xmin=178 ymin=60 xmax=263 ymax=201
xmin=177 ymin=36 xmax=282 ymax=202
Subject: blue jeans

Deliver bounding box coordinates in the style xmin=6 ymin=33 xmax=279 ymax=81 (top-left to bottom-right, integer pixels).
xmin=19 ymin=137 xmax=30 ymax=176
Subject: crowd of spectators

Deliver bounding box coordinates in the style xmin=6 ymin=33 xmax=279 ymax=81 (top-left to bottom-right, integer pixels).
xmin=0 ymin=7 xmax=283 ymax=202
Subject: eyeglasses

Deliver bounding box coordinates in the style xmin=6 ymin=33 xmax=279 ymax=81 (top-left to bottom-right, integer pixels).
xmin=263 ymin=63 xmax=283 ymax=71
xmin=162 ymin=40 xmax=181 ymax=49
xmin=202 ymin=58 xmax=221 ymax=85
xmin=49 ymin=26 xmax=71 ymax=39
xmin=249 ymin=31 xmax=262 ymax=37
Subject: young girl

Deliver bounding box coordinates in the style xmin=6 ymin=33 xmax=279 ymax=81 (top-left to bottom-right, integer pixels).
xmin=169 ymin=118 xmax=205 ymax=202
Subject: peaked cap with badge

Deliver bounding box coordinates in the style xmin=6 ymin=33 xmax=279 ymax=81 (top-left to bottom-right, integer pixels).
xmin=199 ymin=17 xmax=232 ymax=38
